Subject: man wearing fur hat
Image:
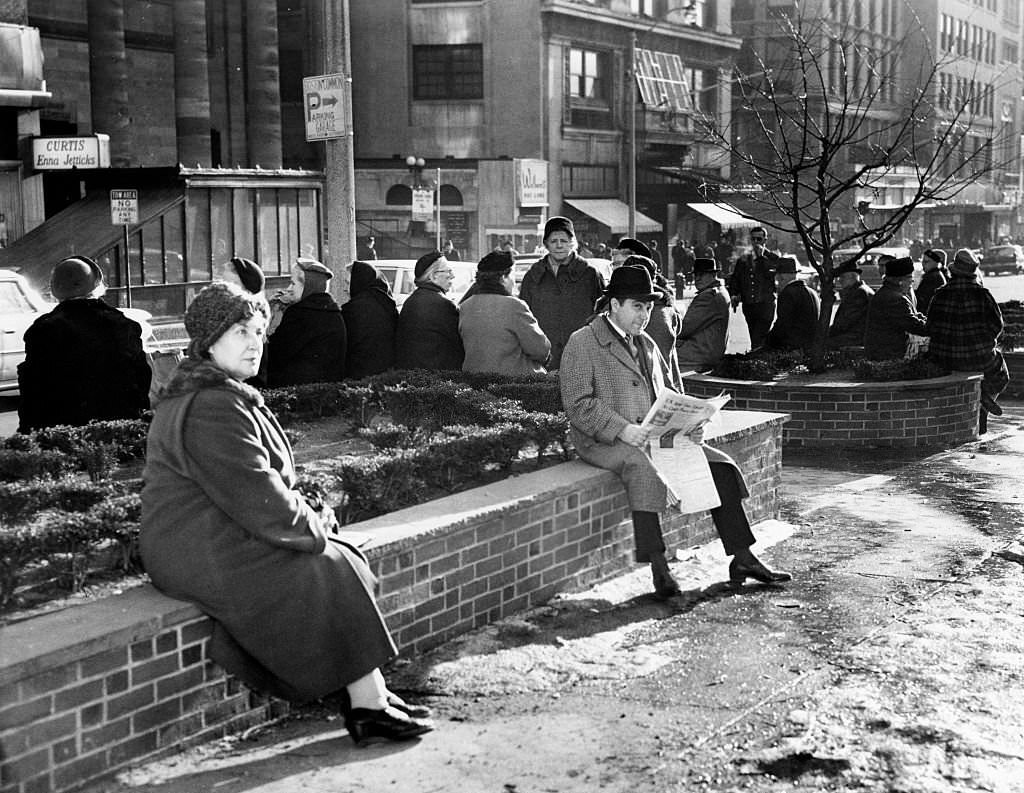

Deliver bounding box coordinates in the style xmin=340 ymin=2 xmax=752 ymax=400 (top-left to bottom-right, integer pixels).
xmin=863 ymin=256 xmax=929 ymax=360
xmin=560 ymin=266 xmax=791 ymax=599
xmin=395 ymin=251 xmax=464 ymax=371
xmin=826 ymin=258 xmax=874 ymax=350
xmin=17 ymin=256 xmax=151 ymax=433
xmin=926 ymin=248 xmax=1009 ymax=426
xmin=267 ymin=258 xmax=347 ymax=387
xmin=676 ymin=257 xmax=731 ymax=371
xmin=914 ymin=249 xmax=949 ymax=316
xmin=519 ymin=216 xmax=605 ymax=369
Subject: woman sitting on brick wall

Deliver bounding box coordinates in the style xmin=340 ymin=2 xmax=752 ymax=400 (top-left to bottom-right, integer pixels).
xmin=139 ymin=282 xmax=434 ymax=745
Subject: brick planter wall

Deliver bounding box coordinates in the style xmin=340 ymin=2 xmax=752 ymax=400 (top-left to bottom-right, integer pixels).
xmin=683 ymin=372 xmax=980 ymax=449
xmin=0 ymin=411 xmax=786 ymax=793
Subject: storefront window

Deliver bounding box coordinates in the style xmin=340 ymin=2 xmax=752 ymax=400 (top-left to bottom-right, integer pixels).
xmin=233 ymin=189 xmax=255 ymax=261
xmin=187 ymin=190 xmax=212 ymax=282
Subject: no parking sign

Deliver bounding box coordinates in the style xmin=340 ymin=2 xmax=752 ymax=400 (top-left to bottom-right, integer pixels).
xmin=110 ymin=190 xmax=138 ymax=225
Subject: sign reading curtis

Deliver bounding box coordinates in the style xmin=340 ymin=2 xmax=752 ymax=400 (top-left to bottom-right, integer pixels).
xmin=516 ymin=159 xmax=549 ymax=207
xmin=31 ymin=134 xmax=110 ymax=170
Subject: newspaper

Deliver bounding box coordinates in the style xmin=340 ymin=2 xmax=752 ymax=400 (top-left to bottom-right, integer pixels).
xmin=640 ymin=391 xmax=731 ymax=514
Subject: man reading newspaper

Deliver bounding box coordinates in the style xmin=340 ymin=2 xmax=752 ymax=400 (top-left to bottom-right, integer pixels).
xmin=560 ymin=265 xmax=792 ymax=599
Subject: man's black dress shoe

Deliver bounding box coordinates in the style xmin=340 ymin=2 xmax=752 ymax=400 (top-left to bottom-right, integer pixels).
xmin=345 ymin=706 xmax=434 ymax=745
xmin=729 ymin=558 xmax=792 ymax=586
xmin=387 ymin=692 xmax=432 ymax=719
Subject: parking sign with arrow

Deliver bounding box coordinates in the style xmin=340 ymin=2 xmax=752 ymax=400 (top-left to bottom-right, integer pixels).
xmin=303 ymin=73 xmax=349 ymax=141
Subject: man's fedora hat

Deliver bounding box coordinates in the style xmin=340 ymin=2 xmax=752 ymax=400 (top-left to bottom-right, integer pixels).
xmin=596 ymin=265 xmax=660 ymax=311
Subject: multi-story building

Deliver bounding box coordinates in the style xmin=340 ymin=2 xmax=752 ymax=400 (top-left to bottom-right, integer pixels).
xmin=0 ymin=0 xmax=325 ymax=316
xmin=349 ymin=0 xmax=747 ymax=266
xmin=730 ymin=0 xmax=1023 ymax=249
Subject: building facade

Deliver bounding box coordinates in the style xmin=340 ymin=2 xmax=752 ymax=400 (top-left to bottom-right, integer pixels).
xmin=0 ymin=0 xmax=325 ymax=316
xmin=349 ymin=0 xmax=743 ymax=265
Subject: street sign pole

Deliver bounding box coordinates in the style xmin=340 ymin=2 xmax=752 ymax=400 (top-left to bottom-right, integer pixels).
xmin=110 ymin=190 xmax=138 ymax=308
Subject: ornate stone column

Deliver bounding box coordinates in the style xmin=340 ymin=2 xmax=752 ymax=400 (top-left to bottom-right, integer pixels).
xmin=86 ymin=0 xmax=131 ymax=166
xmin=245 ymin=0 xmax=283 ymax=168
xmin=174 ymin=0 xmax=213 ymax=167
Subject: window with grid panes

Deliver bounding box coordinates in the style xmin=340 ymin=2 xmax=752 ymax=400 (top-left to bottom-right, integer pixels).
xmin=412 ymin=45 xmax=483 ymax=100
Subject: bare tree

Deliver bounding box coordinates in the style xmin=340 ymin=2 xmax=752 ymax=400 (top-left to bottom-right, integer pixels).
xmin=698 ymin=2 xmax=1018 ymax=367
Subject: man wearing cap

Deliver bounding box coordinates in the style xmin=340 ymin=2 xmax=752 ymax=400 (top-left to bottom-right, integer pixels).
xmin=395 ymin=251 xmax=464 ymax=371
xmin=611 ymin=236 xmax=652 ymax=269
xmin=676 ymin=257 xmax=731 ymax=371
xmin=915 ymin=249 xmax=949 ymax=316
xmin=459 ymin=251 xmax=550 ymax=376
xmin=18 ymin=256 xmax=151 ymax=432
xmin=519 ymin=216 xmax=605 ymax=369
xmin=267 ymin=258 xmax=347 ymax=387
xmin=763 ymin=256 xmax=820 ymax=353
xmin=827 ymin=258 xmax=874 ymax=350
xmin=926 ymin=248 xmax=1009 ymax=427
xmin=560 ymin=266 xmax=791 ymax=599
xmin=864 ymin=256 xmax=929 ymax=360
xmin=727 ymin=226 xmax=779 ymax=349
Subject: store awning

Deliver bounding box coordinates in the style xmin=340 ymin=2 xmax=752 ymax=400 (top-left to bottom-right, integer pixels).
xmin=686 ymin=202 xmax=759 ymax=230
xmin=564 ymin=199 xmax=662 ymax=234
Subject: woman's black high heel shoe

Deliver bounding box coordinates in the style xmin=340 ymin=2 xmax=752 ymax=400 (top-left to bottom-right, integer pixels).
xmin=345 ymin=706 xmax=434 ymax=745
xmin=387 ymin=692 xmax=432 ymax=719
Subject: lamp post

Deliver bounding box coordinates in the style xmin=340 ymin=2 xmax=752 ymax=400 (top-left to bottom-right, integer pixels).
xmin=406 ymin=155 xmax=441 ymax=249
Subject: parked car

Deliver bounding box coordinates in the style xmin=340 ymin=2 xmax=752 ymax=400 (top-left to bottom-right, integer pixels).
xmin=980 ymin=244 xmax=1024 ymax=276
xmin=0 ymin=269 xmax=154 ymax=391
xmin=373 ymin=259 xmax=477 ymax=307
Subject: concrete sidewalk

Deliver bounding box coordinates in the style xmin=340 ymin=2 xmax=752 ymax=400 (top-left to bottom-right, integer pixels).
xmin=86 ymin=403 xmax=1024 ymax=793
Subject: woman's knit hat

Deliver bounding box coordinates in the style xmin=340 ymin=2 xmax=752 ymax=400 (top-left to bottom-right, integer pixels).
xmin=50 ymin=256 xmax=105 ymax=301
xmin=184 ymin=282 xmax=269 ymax=360
xmin=951 ymin=248 xmax=980 ymax=276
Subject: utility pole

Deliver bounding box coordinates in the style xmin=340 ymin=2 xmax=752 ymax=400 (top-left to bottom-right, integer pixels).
xmin=320 ymin=0 xmax=356 ymax=303
xmin=628 ymin=32 xmax=637 ymax=238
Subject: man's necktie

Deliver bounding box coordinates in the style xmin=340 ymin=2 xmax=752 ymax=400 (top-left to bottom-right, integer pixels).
xmin=625 ymin=334 xmax=638 ymax=359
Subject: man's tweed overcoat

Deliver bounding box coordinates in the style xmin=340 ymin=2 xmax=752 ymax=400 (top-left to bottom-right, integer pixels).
xmin=560 ymin=316 xmax=746 ymax=513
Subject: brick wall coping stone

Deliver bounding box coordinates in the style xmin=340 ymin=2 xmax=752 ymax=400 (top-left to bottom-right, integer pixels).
xmin=685 ymin=372 xmax=981 ymax=392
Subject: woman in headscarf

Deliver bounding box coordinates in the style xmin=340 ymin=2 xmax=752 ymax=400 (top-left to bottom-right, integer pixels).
xmin=267 ymin=258 xmax=347 ymax=387
xmin=140 ymin=282 xmax=433 ymax=744
xmin=458 ymin=251 xmax=550 ymax=376
xmin=342 ymin=260 xmax=399 ymax=378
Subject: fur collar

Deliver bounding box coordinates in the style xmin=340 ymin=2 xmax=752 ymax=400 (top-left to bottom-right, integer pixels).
xmin=157 ymin=357 xmax=265 ymax=408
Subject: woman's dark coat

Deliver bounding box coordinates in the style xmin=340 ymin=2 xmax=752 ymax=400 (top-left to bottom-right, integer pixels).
xmin=140 ymin=359 xmax=396 ymax=702
xmin=864 ymin=281 xmax=929 ymax=360
xmin=267 ymin=292 xmax=347 ymax=387
xmin=343 ymin=264 xmax=398 ymax=378
xmin=17 ymin=298 xmax=151 ymax=433
xmin=395 ymin=283 xmax=464 ymax=370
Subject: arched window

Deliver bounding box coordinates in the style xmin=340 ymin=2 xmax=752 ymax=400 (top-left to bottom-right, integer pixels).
xmin=438 ymin=184 xmax=463 ymax=206
xmin=386 ymin=184 xmax=413 ymax=205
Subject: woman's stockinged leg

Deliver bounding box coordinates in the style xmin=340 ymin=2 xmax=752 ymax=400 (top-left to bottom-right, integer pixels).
xmin=343 ymin=668 xmax=434 ymax=745
xmin=345 ymin=668 xmax=388 ymax=710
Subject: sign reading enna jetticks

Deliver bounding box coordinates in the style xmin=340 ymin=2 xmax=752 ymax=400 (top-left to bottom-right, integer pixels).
xmin=31 ymin=134 xmax=111 ymax=170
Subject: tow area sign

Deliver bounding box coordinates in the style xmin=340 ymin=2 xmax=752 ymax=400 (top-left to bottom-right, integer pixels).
xmin=110 ymin=190 xmax=138 ymax=225
xmin=303 ymin=73 xmax=349 ymax=141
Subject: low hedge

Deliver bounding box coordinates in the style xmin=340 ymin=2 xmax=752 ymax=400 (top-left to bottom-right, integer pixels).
xmin=710 ymin=348 xmax=948 ymax=382
xmin=0 ymin=371 xmax=570 ymax=610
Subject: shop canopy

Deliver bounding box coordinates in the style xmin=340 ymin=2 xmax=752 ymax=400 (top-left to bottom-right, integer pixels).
xmin=564 ymin=199 xmax=662 ymax=234
xmin=686 ymin=202 xmax=760 ymax=230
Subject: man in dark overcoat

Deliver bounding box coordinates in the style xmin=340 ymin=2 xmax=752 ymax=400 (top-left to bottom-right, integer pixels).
xmin=676 ymin=257 xmax=731 ymax=371
xmin=727 ymin=226 xmax=779 ymax=349
xmin=395 ymin=251 xmax=464 ymax=371
xmin=763 ymin=256 xmax=820 ymax=352
xmin=267 ymin=258 xmax=347 ymax=387
xmin=519 ymin=216 xmax=605 ymax=369
xmin=926 ymin=248 xmax=1009 ymax=424
xmin=827 ymin=258 xmax=874 ymax=350
xmin=864 ymin=256 xmax=929 ymax=360
xmin=18 ymin=256 xmax=151 ymax=433
xmin=560 ymin=266 xmax=791 ymax=599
